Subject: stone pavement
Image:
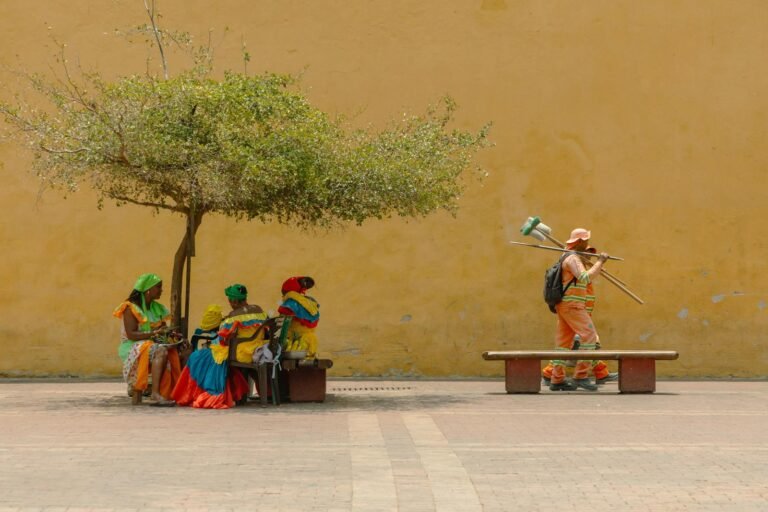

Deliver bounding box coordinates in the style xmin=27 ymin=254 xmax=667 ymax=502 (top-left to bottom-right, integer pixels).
xmin=0 ymin=379 xmax=766 ymax=512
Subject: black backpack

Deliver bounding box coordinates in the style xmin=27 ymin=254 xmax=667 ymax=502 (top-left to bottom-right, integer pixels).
xmin=543 ymin=252 xmax=577 ymax=313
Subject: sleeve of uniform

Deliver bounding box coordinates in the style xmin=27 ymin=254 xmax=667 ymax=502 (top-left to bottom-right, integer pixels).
xmin=565 ymin=254 xmax=590 ymax=284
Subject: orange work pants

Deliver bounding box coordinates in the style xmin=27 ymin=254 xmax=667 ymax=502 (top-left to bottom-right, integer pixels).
xmin=542 ymin=360 xmax=609 ymax=381
xmin=549 ymin=302 xmax=602 ymax=384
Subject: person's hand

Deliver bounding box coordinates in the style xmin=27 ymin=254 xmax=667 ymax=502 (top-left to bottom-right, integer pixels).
xmin=598 ymin=252 xmax=609 ymax=263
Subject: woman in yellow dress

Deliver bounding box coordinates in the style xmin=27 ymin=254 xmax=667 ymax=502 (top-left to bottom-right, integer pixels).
xmin=220 ymin=284 xmax=270 ymax=363
xmin=278 ymin=276 xmax=320 ymax=358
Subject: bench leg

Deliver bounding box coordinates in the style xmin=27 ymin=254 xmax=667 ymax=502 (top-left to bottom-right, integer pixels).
xmin=619 ymin=358 xmax=656 ymax=393
xmin=271 ymin=364 xmax=281 ymax=406
xmin=258 ymin=363 xmax=269 ymax=407
xmin=504 ymin=359 xmax=541 ymax=394
xmin=286 ymin=367 xmax=327 ymax=402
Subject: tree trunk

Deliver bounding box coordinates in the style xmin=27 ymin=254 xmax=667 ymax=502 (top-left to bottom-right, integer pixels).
xmin=170 ymin=211 xmax=203 ymax=334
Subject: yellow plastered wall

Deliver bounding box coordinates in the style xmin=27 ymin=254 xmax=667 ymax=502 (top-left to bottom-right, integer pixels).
xmin=1 ymin=0 xmax=766 ymax=378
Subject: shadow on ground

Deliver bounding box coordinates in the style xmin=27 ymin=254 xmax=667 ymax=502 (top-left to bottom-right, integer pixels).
xmin=14 ymin=390 xmax=471 ymax=415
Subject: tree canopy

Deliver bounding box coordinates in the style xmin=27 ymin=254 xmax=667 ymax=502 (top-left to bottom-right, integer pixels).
xmin=2 ymin=69 xmax=489 ymax=226
xmin=0 ymin=14 xmax=491 ymax=331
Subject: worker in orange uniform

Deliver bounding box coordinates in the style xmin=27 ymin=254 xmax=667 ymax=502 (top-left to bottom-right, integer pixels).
xmin=545 ymin=228 xmax=618 ymax=391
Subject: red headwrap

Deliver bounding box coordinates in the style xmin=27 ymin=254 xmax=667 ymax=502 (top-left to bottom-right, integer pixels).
xmin=281 ymin=277 xmax=302 ymax=295
xmin=281 ymin=276 xmax=315 ymax=295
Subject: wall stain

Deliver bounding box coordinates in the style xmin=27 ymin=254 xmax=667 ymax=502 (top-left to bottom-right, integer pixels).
xmin=711 ymin=294 xmax=725 ymax=304
xmin=677 ymin=308 xmax=689 ymax=319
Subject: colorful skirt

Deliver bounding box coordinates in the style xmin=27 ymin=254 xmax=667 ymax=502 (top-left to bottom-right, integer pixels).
xmin=172 ymin=348 xmax=248 ymax=409
xmin=122 ymin=341 xmax=181 ymax=399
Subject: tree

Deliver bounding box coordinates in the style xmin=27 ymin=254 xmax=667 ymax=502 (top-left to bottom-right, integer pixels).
xmin=0 ymin=2 xmax=490 ymax=335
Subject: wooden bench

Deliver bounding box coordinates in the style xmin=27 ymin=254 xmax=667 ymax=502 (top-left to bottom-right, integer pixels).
xmin=482 ymin=350 xmax=679 ymax=394
xmin=279 ymin=357 xmax=334 ymax=402
xmin=275 ymin=316 xmax=333 ymax=403
xmin=228 ymin=316 xmax=333 ymax=405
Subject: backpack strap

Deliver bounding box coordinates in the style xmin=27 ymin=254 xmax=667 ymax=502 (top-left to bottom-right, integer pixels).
xmin=560 ymin=252 xmax=578 ymax=293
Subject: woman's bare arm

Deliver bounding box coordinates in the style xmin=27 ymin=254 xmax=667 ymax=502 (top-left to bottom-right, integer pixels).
xmin=123 ymin=308 xmax=161 ymax=341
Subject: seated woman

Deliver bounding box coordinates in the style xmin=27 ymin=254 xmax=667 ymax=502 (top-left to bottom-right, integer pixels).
xmin=189 ymin=304 xmax=223 ymax=351
xmin=172 ymin=285 xmax=268 ymax=409
xmin=113 ymin=273 xmax=181 ymax=406
xmin=278 ymin=276 xmax=320 ymax=358
xmin=220 ymin=284 xmax=270 ymax=364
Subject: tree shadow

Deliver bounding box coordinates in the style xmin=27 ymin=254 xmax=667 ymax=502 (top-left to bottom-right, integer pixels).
xmin=16 ymin=389 xmax=472 ymax=415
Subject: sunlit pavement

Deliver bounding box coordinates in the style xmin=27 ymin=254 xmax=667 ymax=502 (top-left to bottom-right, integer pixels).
xmin=0 ymin=379 xmax=766 ymax=511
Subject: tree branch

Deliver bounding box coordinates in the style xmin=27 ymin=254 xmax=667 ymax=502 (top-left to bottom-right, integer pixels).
xmin=110 ymin=194 xmax=185 ymax=212
xmin=0 ymin=105 xmax=39 ymax=133
xmin=53 ymin=47 xmax=128 ymax=148
xmin=143 ymin=0 xmax=169 ymax=80
xmin=57 ymin=49 xmax=100 ymax=116
xmin=39 ymin=143 xmax=87 ymax=154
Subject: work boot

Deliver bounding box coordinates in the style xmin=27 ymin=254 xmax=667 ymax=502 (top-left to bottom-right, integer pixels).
xmin=596 ymin=372 xmax=619 ymax=384
xmin=549 ymin=380 xmax=577 ymax=391
xmin=574 ymin=378 xmax=598 ymax=391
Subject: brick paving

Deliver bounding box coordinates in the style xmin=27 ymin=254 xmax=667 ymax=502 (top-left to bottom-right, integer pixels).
xmin=0 ymin=379 xmax=766 ymax=511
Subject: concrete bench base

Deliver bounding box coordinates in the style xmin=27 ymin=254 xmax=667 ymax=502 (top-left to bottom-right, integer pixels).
xmin=484 ymin=350 xmax=679 ymax=394
xmin=280 ymin=359 xmax=334 ymax=402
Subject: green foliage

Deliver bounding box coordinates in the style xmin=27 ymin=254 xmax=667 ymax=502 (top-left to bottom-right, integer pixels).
xmin=1 ymin=66 xmax=490 ymax=228
xmin=0 ymin=8 xmax=491 ymax=330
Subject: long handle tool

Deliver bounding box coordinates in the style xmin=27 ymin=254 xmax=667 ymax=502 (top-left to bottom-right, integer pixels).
xmin=519 ymin=216 xmax=643 ymax=304
xmin=537 ymin=229 xmax=644 ymax=304
xmin=509 ymin=241 xmax=624 ymax=261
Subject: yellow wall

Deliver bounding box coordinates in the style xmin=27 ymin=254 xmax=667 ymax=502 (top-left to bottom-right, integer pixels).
xmin=1 ymin=0 xmax=766 ymax=378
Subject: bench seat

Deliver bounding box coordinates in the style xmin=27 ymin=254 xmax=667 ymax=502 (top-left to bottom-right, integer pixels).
xmin=482 ymin=350 xmax=679 ymax=394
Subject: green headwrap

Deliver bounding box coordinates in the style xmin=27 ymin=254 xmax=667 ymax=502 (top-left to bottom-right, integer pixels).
xmin=225 ymin=284 xmax=248 ymax=301
xmin=134 ymin=273 xmax=162 ymax=293
xmin=131 ymin=273 xmax=163 ymax=316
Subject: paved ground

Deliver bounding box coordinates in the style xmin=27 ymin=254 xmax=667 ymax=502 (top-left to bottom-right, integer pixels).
xmin=0 ymin=379 xmax=766 ymax=512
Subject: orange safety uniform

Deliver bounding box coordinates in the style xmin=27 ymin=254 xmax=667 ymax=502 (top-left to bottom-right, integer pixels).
xmin=546 ymin=253 xmax=610 ymax=385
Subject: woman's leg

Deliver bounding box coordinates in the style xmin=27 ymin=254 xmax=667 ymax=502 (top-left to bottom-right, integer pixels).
xmin=151 ymin=346 xmax=170 ymax=402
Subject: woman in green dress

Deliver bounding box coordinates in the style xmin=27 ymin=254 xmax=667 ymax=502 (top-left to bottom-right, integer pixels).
xmin=113 ymin=273 xmax=181 ymax=406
